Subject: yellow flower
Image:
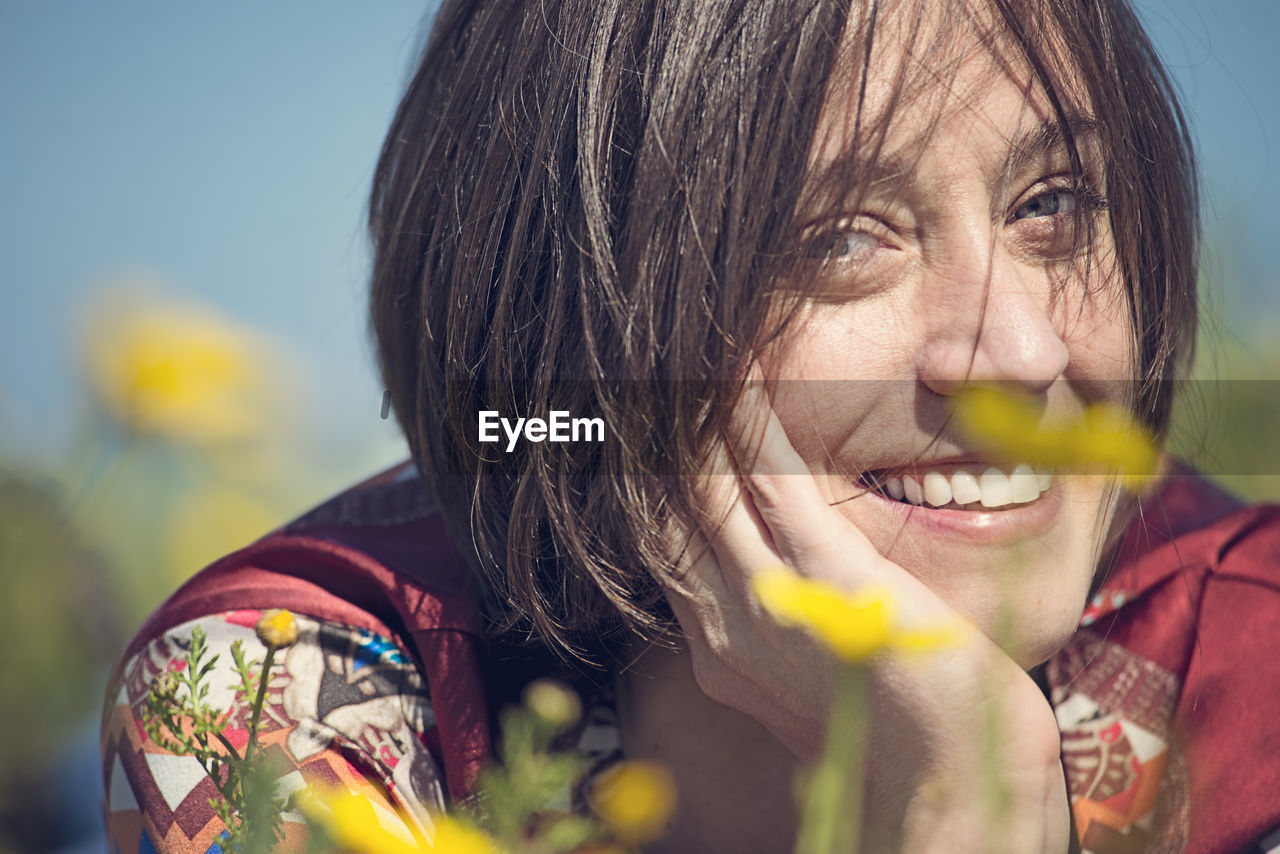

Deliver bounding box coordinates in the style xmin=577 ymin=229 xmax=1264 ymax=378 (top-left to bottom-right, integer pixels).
xmin=523 ymin=679 xmax=582 ymax=731
xmin=589 ymin=760 xmax=677 ymax=844
xmin=82 ymin=295 xmax=275 ymax=445
xmin=296 ymin=788 xmax=421 ymax=854
xmin=752 ymin=569 xmax=963 ymax=663
xmin=255 ymin=609 xmax=299 ymax=648
xmin=297 ymin=787 xmax=499 ymax=854
xmin=425 ymin=816 xmax=500 ymax=854
xmin=954 ymin=386 xmax=1158 ymax=486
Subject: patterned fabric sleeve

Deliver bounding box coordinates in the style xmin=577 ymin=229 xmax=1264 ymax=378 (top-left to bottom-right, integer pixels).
xmin=100 ymin=610 xmax=447 ymax=854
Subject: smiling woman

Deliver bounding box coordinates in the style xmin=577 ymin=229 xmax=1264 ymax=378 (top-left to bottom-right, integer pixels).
xmin=755 ymin=2 xmax=1143 ymax=675
xmin=101 ymin=0 xmax=1280 ymax=852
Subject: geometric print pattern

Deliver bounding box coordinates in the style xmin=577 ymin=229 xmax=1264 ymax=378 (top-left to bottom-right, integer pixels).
xmin=1048 ymin=623 xmax=1280 ymax=854
xmin=100 ymin=610 xmax=624 ymax=854
xmin=100 ymin=611 xmax=447 ymax=854
xmin=1048 ymin=627 xmax=1188 ymax=854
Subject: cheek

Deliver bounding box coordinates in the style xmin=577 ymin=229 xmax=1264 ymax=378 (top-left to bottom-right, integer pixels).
xmin=757 ymin=307 xmax=915 ymax=466
xmin=762 ymin=305 xmax=904 ymax=380
xmin=1059 ymin=265 xmax=1137 ymax=396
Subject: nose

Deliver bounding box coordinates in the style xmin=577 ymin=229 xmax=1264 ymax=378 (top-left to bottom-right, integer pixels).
xmin=916 ymin=243 xmax=1069 ymax=398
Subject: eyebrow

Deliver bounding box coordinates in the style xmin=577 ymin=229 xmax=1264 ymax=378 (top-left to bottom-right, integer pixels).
xmin=801 ymin=112 xmax=1102 ymax=211
xmin=1001 ymin=113 xmax=1102 ymax=180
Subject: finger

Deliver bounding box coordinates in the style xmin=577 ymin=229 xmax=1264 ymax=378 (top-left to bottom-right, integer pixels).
xmin=688 ymin=431 xmax=740 ymax=533
xmin=659 ymin=526 xmax=739 ymax=648
xmin=687 ymin=431 xmax=786 ymax=590
xmin=727 ymin=360 xmax=835 ymax=514
xmin=726 ymin=361 xmax=880 ymax=572
xmin=660 ymin=431 xmax=736 ymax=590
xmin=660 ymin=522 xmax=718 ymax=590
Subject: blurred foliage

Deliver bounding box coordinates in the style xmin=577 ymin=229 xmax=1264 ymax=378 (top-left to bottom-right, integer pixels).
xmin=1168 ymin=316 xmax=1280 ymax=503
xmin=142 ymin=619 xmax=295 ymax=854
xmin=143 ymin=637 xmax=672 ymax=854
xmin=1165 ymin=216 xmax=1280 ymax=503
xmin=0 ymin=285 xmax=391 ymax=853
xmin=0 ymin=470 xmax=119 ymax=763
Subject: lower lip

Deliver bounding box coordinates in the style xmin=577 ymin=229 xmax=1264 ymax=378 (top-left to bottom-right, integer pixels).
xmin=860 ymin=482 xmax=1063 ymax=543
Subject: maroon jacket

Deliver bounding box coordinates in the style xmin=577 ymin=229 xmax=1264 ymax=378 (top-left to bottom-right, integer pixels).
xmin=115 ymin=462 xmax=1280 ymax=852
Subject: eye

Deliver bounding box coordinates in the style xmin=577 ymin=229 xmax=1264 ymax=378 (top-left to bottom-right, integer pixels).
xmin=799 ymin=215 xmax=889 ymax=264
xmin=1012 ymin=189 xmax=1077 ymax=221
xmin=806 ymin=230 xmax=880 ymax=261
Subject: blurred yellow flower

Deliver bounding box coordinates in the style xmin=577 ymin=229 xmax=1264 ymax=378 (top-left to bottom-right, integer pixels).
xmin=82 ymin=297 xmax=274 ymax=445
xmin=752 ymin=569 xmax=963 ymax=663
xmin=589 ymin=760 xmax=677 ymax=844
xmin=523 ymin=679 xmax=581 ymax=731
xmin=297 ymin=787 xmax=499 ymax=854
xmin=954 ymin=386 xmax=1158 ymax=485
xmin=425 ymin=816 xmax=501 ymax=854
xmin=296 ymin=788 xmax=421 ymax=854
xmin=255 ymin=609 xmax=299 ymax=648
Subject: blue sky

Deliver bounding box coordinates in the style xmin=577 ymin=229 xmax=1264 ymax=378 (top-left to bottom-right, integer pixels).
xmin=2 ymin=1 xmax=1277 ymax=463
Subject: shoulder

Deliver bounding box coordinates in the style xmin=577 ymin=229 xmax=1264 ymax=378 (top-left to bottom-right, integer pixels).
xmin=119 ymin=461 xmax=485 ymax=656
xmin=1049 ymin=468 xmax=1280 ymax=854
xmin=101 ymin=463 xmax=501 ymax=852
xmin=1074 ymin=468 xmax=1278 ymax=648
xmin=1165 ymin=488 xmax=1280 ymax=854
xmin=1098 ymin=467 xmax=1276 ymax=598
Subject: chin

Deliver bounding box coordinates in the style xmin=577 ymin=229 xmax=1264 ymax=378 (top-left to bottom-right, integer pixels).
xmin=909 ymin=550 xmax=1093 ymax=671
xmin=829 ymin=471 xmax=1115 ymax=672
xmin=1000 ymin=607 xmax=1087 ymax=671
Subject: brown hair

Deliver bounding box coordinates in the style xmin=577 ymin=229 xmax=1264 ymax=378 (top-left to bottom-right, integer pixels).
xmin=369 ymin=0 xmax=1197 ymax=663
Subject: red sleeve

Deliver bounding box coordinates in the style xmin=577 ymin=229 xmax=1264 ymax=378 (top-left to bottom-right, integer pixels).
xmin=1174 ymin=508 xmax=1280 ymax=853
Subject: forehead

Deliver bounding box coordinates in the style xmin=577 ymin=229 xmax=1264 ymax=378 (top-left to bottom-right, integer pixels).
xmin=811 ymin=0 xmax=1094 ymax=173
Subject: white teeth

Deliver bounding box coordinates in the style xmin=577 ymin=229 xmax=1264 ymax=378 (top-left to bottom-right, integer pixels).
xmin=886 ymin=477 xmax=905 ymax=500
xmin=979 ymin=467 xmax=1014 ymax=508
xmin=922 ymin=471 xmax=952 ymax=507
xmin=903 ymin=476 xmax=923 ymax=505
xmin=873 ymin=464 xmax=1054 ymax=508
xmin=1009 ymin=463 xmax=1040 ymax=504
xmin=950 ymin=469 xmax=981 ymax=505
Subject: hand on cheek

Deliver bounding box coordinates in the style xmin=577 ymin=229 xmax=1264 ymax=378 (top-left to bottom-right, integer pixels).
xmin=656 ymin=361 xmax=1072 ymax=854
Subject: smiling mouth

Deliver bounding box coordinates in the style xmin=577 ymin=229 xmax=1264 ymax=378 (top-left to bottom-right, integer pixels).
xmin=858 ymin=463 xmax=1053 ymax=510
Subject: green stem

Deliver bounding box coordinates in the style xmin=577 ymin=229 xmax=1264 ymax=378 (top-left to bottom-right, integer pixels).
xmin=214 ymin=730 xmax=244 ymax=764
xmin=61 ymin=429 xmax=139 ymax=519
xmin=244 ymin=645 xmax=275 ymax=763
xmin=795 ymin=665 xmax=868 ymax=854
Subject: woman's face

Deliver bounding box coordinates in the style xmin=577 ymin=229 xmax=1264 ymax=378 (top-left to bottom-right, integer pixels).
xmin=760 ymin=3 xmax=1133 ymax=668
